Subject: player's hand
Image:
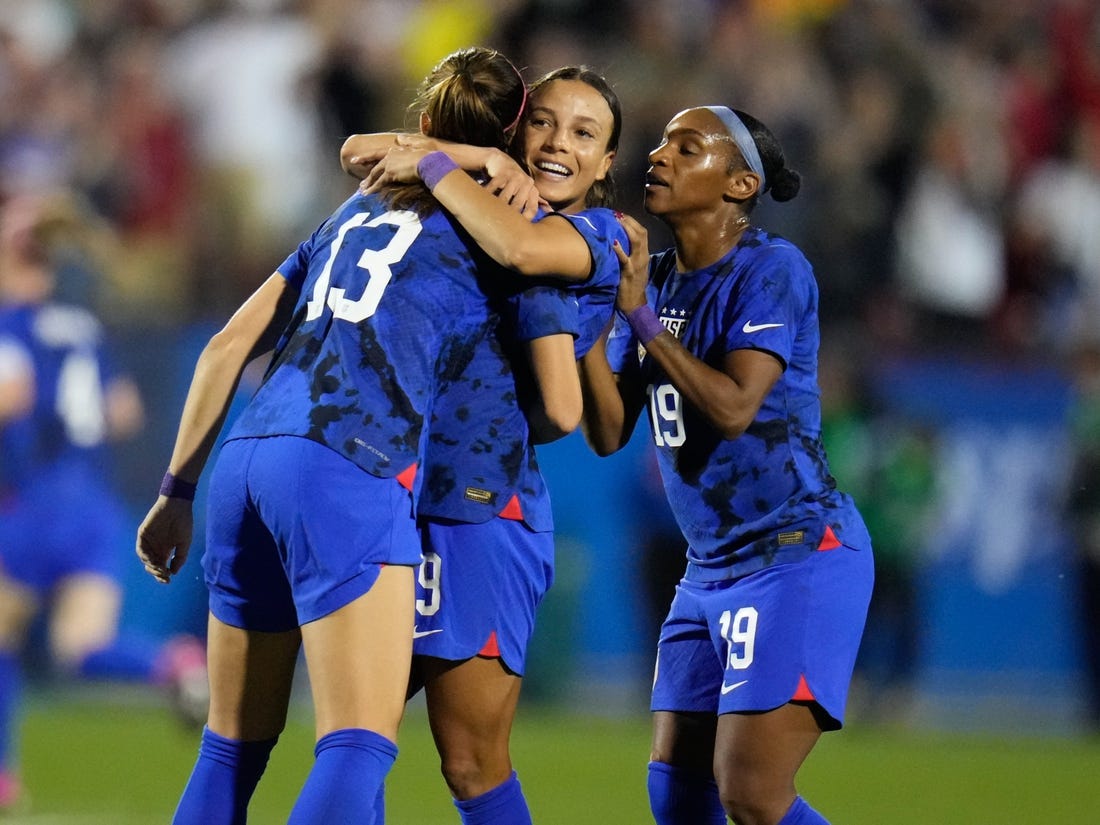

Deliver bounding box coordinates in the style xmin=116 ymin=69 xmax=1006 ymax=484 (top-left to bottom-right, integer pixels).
xmin=484 ymin=162 xmax=543 ymax=220
xmin=362 ymin=146 xmax=431 ymax=193
xmin=345 ymin=150 xmax=384 ymax=181
xmin=613 ymin=213 xmax=650 ymax=313
xmin=136 ymin=497 xmax=194 ymax=584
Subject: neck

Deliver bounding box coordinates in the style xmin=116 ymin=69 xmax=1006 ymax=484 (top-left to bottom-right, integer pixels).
xmin=668 ymin=211 xmax=750 ymax=271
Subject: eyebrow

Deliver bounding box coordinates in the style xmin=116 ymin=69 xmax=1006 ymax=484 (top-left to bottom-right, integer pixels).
xmin=529 ymin=105 xmax=604 ymax=130
xmin=665 ymin=127 xmax=712 ymax=141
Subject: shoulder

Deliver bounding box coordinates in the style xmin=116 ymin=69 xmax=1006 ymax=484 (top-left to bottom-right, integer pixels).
xmin=551 ymin=207 xmax=624 ymax=242
xmin=741 ymin=229 xmax=812 ymax=274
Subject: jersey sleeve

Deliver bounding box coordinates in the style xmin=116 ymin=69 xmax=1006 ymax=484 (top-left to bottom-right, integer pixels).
xmin=554 ymin=209 xmax=629 ymax=358
xmin=603 ymin=309 xmax=636 ymax=373
xmin=513 ymin=284 xmax=580 ymax=342
xmin=275 ymin=237 xmax=312 ymax=293
xmin=720 ymin=244 xmax=812 ymax=369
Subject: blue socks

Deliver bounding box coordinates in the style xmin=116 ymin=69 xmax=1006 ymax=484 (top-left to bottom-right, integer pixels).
xmin=287 ymin=728 xmax=397 ymax=825
xmin=648 ymin=762 xmax=828 ymax=825
xmin=0 ymin=651 xmax=21 ymax=773
xmin=454 ymin=771 xmax=532 ymax=825
xmin=76 ymin=635 xmax=162 ymax=681
xmin=778 ymin=795 xmax=830 ymax=824
xmin=647 ymin=761 xmax=726 ymax=825
xmin=172 ymin=727 xmax=278 ymax=825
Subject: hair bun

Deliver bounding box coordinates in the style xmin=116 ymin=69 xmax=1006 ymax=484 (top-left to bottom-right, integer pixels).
xmin=769 ymin=167 xmax=801 ymax=203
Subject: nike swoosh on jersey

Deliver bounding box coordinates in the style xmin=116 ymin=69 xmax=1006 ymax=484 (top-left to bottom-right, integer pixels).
xmin=720 ymin=679 xmax=748 ymax=695
xmin=742 ymin=321 xmax=784 ymax=333
xmin=413 ymin=628 xmax=443 ymax=639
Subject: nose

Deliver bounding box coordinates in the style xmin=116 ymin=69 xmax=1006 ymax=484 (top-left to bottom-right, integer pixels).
xmin=544 ymin=126 xmax=568 ymax=151
xmin=648 ymin=144 xmax=667 ymax=165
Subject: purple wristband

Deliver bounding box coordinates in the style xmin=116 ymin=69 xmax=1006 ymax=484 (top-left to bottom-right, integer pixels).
xmin=626 ymin=305 xmax=664 ymax=345
xmin=417 ymin=151 xmax=460 ymax=191
xmin=159 ymin=471 xmax=197 ymax=502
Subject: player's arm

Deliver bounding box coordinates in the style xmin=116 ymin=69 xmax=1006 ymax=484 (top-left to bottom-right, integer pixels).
xmin=342 ymin=133 xmax=512 ymax=184
xmin=165 ymin=274 xmax=295 ymax=483
xmin=577 ymin=325 xmax=647 ymax=456
xmin=341 ymin=132 xmax=408 ymax=179
xmin=525 ymin=332 xmax=582 ymax=444
xmin=615 ymin=215 xmax=781 ymax=440
xmin=136 ymin=274 xmax=296 ymax=583
xmin=366 ymin=147 xmax=592 ymax=281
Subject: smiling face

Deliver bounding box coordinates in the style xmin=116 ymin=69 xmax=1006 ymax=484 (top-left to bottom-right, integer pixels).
xmin=642 ymin=107 xmax=745 ymax=219
xmin=520 ymin=78 xmax=616 ymax=214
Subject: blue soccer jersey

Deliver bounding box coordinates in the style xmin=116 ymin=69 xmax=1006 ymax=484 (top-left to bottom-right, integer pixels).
xmin=415 ymin=206 xmax=622 ymax=527
xmin=607 ymin=227 xmax=870 ymax=582
xmin=0 ymin=303 xmax=116 ymax=490
xmin=417 ymin=280 xmax=577 ymax=530
xmin=226 ymin=192 xmax=497 ymax=487
xmin=0 ymin=302 xmax=129 ymax=590
xmin=551 ymin=208 xmax=627 ymax=358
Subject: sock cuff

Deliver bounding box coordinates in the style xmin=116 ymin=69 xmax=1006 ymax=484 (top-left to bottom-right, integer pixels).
xmin=647 ymin=761 xmax=716 ymax=787
xmin=454 ymin=771 xmax=521 ymax=812
xmin=314 ymin=727 xmax=398 ymax=760
xmin=779 ymin=795 xmax=830 ymax=825
xmin=199 ymin=726 xmax=279 ymax=766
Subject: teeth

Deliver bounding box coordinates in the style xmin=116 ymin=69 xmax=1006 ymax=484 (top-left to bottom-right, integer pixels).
xmin=536 ymin=161 xmax=571 ymax=176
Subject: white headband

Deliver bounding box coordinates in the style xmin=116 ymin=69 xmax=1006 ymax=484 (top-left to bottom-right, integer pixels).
xmin=704 ymin=106 xmax=766 ymax=190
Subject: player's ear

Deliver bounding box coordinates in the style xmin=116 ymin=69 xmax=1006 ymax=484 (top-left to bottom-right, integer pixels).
xmin=419 ymin=112 xmax=431 ymax=135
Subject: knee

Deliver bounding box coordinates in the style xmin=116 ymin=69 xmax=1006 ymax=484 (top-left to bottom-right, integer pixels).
xmin=718 ymin=778 xmax=789 ymax=825
xmin=438 ymin=748 xmax=512 ymax=801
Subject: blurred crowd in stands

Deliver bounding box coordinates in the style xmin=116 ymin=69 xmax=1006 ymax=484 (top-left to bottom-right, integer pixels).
xmin=2 ymin=0 xmax=1098 ymax=353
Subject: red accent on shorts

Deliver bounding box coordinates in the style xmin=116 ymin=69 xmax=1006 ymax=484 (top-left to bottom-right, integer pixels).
xmin=792 ymin=674 xmax=815 ymax=702
xmin=498 ymin=494 xmax=524 ymax=521
xmin=817 ymin=525 xmax=841 ymax=551
xmin=395 ymin=463 xmax=418 ymax=491
xmin=478 ymin=631 xmax=501 ymax=658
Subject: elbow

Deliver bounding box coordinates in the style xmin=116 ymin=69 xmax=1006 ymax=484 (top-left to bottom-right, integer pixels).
xmin=579 ymin=420 xmax=625 ymax=457
xmin=585 ymin=432 xmax=622 ymax=458
xmin=498 ymin=236 xmax=583 ymax=280
xmin=589 ymin=439 xmax=619 ymax=458
xmin=712 ymin=408 xmax=754 ymax=441
xmin=338 ymin=136 xmax=359 ymax=174
xmin=498 ymin=241 xmax=541 ymax=276
xmin=543 ymin=394 xmax=583 ymax=438
xmin=199 ymin=326 xmax=251 ymax=374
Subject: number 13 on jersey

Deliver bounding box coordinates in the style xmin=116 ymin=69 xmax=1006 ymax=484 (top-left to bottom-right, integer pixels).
xmin=306 ymin=210 xmax=423 ymax=323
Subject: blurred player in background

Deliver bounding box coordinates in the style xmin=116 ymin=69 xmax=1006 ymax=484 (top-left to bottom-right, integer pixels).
xmin=134 ymin=46 xmax=557 ymax=825
xmin=578 ymin=107 xmax=874 ymax=825
xmin=0 ymin=192 xmax=207 ymax=813
xmin=343 ymin=65 xmax=625 ymax=824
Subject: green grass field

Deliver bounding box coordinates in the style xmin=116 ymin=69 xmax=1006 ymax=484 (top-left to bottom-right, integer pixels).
xmin=9 ymin=691 xmax=1100 ymax=824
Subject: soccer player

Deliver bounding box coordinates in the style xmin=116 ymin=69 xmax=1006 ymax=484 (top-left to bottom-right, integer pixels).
xmin=577 ymin=106 xmax=875 ymax=825
xmin=133 ymin=47 xmax=564 ymax=825
xmin=341 ymin=66 xmax=626 ymax=824
xmin=0 ymin=192 xmax=207 ymax=813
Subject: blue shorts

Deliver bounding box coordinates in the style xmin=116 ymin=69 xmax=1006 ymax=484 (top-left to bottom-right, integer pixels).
xmin=650 ymin=545 xmax=873 ymax=729
xmin=0 ymin=465 xmax=126 ymax=593
xmin=203 ymin=436 xmax=421 ymax=633
xmin=414 ymin=517 xmax=554 ymax=675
